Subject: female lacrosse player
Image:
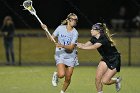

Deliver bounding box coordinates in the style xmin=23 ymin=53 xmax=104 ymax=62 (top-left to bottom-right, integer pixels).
xmin=77 ymin=23 xmax=121 ymax=93
xmin=41 ymin=13 xmax=78 ymax=93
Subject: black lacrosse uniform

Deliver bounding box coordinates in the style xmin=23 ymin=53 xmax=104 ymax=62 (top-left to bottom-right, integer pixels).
xmin=90 ymin=34 xmax=121 ymax=72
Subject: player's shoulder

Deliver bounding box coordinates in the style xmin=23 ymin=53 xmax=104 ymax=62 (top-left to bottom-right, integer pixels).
xmin=57 ymin=25 xmax=66 ymax=29
xmin=73 ymin=28 xmax=78 ymax=34
xmin=99 ymin=34 xmax=107 ymax=39
xmin=55 ymin=25 xmax=66 ymax=32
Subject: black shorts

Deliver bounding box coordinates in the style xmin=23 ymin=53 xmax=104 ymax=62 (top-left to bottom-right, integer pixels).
xmin=101 ymin=53 xmax=121 ymax=72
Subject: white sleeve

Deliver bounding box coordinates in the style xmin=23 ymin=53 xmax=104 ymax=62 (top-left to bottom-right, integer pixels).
xmin=53 ymin=26 xmax=60 ymax=37
xmin=71 ymin=31 xmax=78 ymax=44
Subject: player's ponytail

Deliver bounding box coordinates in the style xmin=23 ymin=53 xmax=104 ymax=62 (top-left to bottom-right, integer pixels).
xmin=61 ymin=13 xmax=78 ymax=25
xmin=102 ymin=23 xmax=115 ymax=46
xmin=61 ymin=18 xmax=68 ymax=25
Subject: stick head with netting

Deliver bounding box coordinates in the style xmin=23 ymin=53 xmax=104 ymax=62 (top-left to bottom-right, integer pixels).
xmin=22 ymin=0 xmax=56 ymax=43
xmin=23 ymin=0 xmax=36 ymax=15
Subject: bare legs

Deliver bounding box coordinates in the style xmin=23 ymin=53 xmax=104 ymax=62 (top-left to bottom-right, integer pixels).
xmin=57 ymin=63 xmax=74 ymax=92
xmin=95 ymin=61 xmax=118 ymax=92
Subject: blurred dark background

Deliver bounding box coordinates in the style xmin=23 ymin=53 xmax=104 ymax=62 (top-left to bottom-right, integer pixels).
xmin=0 ymin=0 xmax=140 ymax=29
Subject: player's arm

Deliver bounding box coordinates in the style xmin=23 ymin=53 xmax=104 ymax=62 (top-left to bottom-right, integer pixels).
xmin=41 ymin=24 xmax=56 ymax=41
xmin=56 ymin=43 xmax=75 ymax=51
xmin=78 ymin=41 xmax=92 ymax=47
xmin=77 ymin=42 xmax=102 ymax=50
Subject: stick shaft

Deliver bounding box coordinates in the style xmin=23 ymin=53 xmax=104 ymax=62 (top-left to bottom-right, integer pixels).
xmin=34 ymin=14 xmax=56 ymax=43
xmin=34 ymin=14 xmax=43 ymax=25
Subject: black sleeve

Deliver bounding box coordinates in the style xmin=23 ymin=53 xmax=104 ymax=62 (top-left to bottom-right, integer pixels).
xmin=89 ymin=37 xmax=95 ymax=44
xmin=90 ymin=36 xmax=109 ymax=45
xmin=97 ymin=37 xmax=108 ymax=45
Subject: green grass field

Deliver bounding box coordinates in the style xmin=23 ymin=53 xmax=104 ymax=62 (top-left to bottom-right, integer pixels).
xmin=0 ymin=66 xmax=139 ymax=93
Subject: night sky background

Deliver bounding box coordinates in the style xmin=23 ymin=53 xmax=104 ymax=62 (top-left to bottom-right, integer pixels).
xmin=0 ymin=0 xmax=140 ymax=29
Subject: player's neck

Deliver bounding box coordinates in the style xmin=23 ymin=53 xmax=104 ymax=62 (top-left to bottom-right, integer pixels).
xmin=66 ymin=25 xmax=73 ymax=32
xmin=95 ymin=33 xmax=100 ymax=39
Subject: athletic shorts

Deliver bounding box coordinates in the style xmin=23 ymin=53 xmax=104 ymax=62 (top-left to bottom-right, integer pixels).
xmin=101 ymin=53 xmax=121 ymax=72
xmin=54 ymin=48 xmax=79 ymax=67
xmin=55 ymin=55 xmax=79 ymax=67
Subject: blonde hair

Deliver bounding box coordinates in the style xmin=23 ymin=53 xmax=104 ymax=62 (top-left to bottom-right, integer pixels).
xmin=61 ymin=13 xmax=77 ymax=25
xmin=102 ymin=23 xmax=115 ymax=46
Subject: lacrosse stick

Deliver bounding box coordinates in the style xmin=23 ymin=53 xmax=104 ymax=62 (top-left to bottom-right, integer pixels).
xmin=22 ymin=0 xmax=56 ymax=43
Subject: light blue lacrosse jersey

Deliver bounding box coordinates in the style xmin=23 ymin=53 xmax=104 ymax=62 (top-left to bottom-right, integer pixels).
xmin=53 ymin=25 xmax=79 ymax=67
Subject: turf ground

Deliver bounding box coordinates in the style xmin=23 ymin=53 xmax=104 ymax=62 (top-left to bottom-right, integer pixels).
xmin=0 ymin=66 xmax=139 ymax=93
